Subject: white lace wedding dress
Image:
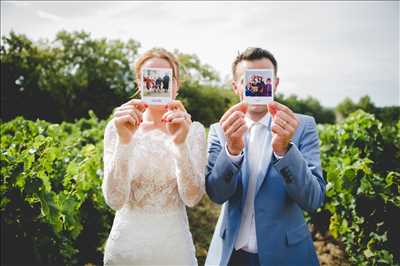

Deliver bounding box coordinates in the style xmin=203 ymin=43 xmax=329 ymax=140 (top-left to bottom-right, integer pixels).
xmin=102 ymin=119 xmax=207 ymax=266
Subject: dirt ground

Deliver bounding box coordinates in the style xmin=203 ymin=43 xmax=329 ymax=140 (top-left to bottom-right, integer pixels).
xmin=310 ymin=225 xmax=350 ymax=266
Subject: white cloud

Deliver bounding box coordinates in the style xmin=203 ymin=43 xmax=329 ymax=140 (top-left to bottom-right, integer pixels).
xmin=36 ymin=10 xmax=63 ymax=22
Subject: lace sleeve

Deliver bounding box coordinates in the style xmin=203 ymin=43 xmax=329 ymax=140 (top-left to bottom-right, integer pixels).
xmin=102 ymin=119 xmax=135 ymax=211
xmin=171 ymin=121 xmax=207 ymax=207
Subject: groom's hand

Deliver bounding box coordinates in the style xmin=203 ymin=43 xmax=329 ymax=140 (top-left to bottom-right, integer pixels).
xmin=219 ymin=103 xmax=248 ymax=156
xmin=267 ymin=101 xmax=299 ymax=156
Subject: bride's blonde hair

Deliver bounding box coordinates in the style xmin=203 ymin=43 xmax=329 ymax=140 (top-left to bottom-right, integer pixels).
xmin=134 ymin=48 xmax=180 ymax=88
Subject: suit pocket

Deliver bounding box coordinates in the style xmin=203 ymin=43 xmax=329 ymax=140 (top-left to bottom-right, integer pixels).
xmin=286 ymin=222 xmax=309 ymax=246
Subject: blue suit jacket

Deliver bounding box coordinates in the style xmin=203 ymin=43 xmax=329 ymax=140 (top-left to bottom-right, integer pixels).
xmin=206 ymin=114 xmax=326 ymax=266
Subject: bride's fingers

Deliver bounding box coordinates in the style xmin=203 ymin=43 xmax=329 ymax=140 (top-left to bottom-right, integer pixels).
xmin=115 ymin=104 xmax=145 ymax=120
xmin=115 ymin=115 xmax=136 ymax=127
xmin=133 ymin=108 xmax=143 ymax=123
xmin=186 ymin=113 xmax=192 ymax=123
xmin=115 ymin=106 xmax=141 ymax=120
xmin=114 ymin=110 xmax=138 ymax=125
xmin=162 ymin=110 xmax=189 ymax=122
xmin=122 ymin=99 xmax=148 ymax=112
xmin=164 ymin=111 xmax=187 ymax=122
xmin=115 ymin=105 xmax=134 ymax=112
xmin=114 ymin=110 xmax=140 ymax=125
xmin=168 ymin=117 xmax=186 ymax=124
xmin=161 ymin=110 xmax=174 ymax=121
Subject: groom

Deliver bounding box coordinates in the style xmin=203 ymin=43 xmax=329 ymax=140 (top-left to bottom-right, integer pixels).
xmin=206 ymin=47 xmax=326 ymax=266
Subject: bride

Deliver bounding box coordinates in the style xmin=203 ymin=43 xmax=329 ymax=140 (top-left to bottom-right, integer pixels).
xmin=102 ymin=48 xmax=207 ymax=265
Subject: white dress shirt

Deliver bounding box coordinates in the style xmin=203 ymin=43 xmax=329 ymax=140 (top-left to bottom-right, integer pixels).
xmin=225 ymin=113 xmax=280 ymax=254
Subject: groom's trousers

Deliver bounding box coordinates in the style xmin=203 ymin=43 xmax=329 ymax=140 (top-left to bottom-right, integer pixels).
xmin=228 ymin=249 xmax=260 ymax=266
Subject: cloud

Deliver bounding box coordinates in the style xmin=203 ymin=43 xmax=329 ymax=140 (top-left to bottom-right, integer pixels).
xmin=36 ymin=10 xmax=63 ymax=22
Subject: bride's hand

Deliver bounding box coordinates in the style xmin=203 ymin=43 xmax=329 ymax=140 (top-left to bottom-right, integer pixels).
xmin=113 ymin=99 xmax=147 ymax=144
xmin=162 ymin=100 xmax=192 ymax=145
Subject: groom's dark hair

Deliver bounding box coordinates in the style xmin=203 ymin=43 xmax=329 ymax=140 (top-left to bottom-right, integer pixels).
xmin=232 ymin=47 xmax=278 ymax=80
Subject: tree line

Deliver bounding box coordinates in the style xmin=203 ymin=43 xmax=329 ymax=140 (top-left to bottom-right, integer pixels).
xmin=1 ymin=31 xmax=398 ymax=126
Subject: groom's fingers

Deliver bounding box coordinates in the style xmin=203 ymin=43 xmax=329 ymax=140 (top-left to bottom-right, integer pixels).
xmin=220 ymin=102 xmax=247 ymax=124
xmin=221 ymin=102 xmax=247 ymax=123
xmin=231 ymin=124 xmax=247 ymax=139
xmin=221 ymin=111 xmax=245 ymax=132
xmin=268 ymin=101 xmax=295 ymax=119
xmin=225 ymin=117 xmax=246 ymax=137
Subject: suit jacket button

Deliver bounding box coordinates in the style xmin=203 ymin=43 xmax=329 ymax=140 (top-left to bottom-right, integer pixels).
xmin=280 ymin=167 xmax=293 ymax=183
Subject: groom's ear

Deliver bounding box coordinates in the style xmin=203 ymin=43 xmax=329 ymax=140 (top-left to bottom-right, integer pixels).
xmin=231 ymin=79 xmax=241 ymax=97
xmin=274 ymin=76 xmax=280 ymax=94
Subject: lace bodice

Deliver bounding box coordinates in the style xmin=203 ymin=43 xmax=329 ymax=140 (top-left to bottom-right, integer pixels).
xmin=102 ymin=119 xmax=207 ymax=213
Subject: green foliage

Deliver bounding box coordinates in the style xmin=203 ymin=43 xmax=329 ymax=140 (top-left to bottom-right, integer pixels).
xmin=275 ymin=93 xmax=335 ymax=124
xmin=314 ymin=110 xmax=400 ymax=265
xmin=175 ymin=50 xmax=220 ymax=83
xmin=1 ymin=109 xmax=399 ymax=265
xmin=0 ymin=111 xmax=113 ymax=265
xmin=1 ymin=31 xmax=140 ymax=122
xmin=336 ymin=96 xmax=400 ymax=125
xmin=0 ymin=111 xmax=222 ymax=265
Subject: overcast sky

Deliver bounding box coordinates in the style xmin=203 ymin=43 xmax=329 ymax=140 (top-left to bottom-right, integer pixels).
xmin=1 ymin=1 xmax=399 ymax=107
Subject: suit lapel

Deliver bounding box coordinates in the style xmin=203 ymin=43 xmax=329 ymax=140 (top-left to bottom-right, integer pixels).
xmin=240 ymin=134 xmax=250 ymax=210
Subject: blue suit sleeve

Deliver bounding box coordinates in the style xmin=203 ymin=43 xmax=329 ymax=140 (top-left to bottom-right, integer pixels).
xmin=205 ymin=124 xmax=242 ymax=204
xmin=273 ymin=116 xmax=326 ymax=212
